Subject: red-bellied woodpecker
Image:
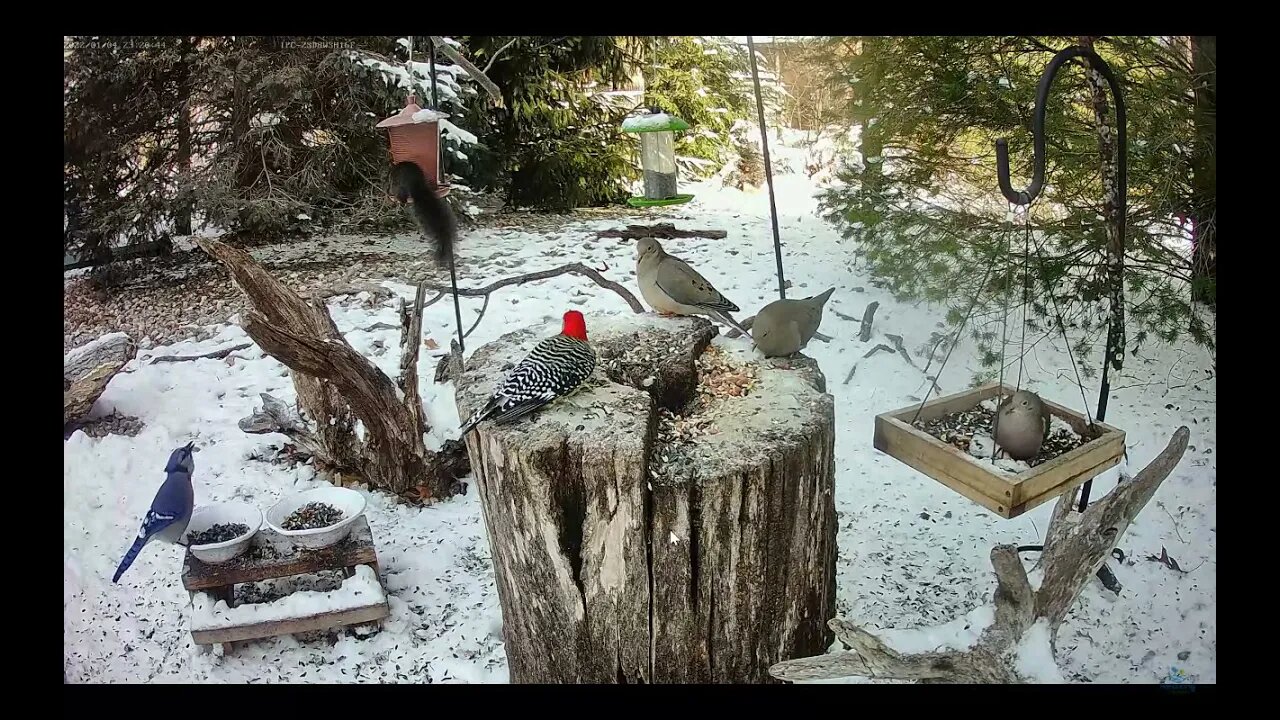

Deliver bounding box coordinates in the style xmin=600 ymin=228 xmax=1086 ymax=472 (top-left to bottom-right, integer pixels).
xmin=458 ymin=310 xmax=597 ymax=436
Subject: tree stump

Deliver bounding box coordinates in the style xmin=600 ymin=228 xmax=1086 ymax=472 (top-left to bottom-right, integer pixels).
xmin=453 ymin=313 xmax=837 ymax=683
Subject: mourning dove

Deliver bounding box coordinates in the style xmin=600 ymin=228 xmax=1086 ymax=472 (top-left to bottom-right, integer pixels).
xmin=635 ymin=238 xmax=752 ymax=337
xmin=751 ymin=287 xmax=836 ymax=357
xmin=993 ymin=390 xmax=1051 ymax=461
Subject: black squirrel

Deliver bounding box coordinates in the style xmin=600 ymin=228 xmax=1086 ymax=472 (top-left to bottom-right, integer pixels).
xmin=392 ymin=161 xmax=457 ymax=262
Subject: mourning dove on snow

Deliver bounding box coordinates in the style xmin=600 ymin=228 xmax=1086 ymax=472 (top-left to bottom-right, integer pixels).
xmin=635 ymin=237 xmax=752 ymax=338
xmin=993 ymin=390 xmax=1051 ymax=461
xmin=751 ymin=287 xmax=836 ymax=358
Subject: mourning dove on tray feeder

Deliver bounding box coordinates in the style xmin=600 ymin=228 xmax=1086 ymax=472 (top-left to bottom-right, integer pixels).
xmin=993 ymin=389 xmax=1052 ymax=461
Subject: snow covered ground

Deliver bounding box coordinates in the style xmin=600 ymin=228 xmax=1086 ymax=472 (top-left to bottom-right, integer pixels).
xmin=64 ymin=132 xmax=1215 ymax=684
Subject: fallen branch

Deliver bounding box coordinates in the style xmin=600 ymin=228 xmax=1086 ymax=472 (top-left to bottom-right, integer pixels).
xmin=149 ymin=343 xmax=252 ymax=365
xmin=863 ymin=343 xmax=896 ymax=359
xmin=595 ymin=222 xmax=728 ymax=241
xmin=769 ymin=426 xmax=1191 ymax=684
xmin=830 ymin=308 xmax=859 ymax=323
xmin=842 ymin=364 xmax=857 ymax=386
xmin=859 ymin=302 xmax=881 ymax=342
xmin=319 ymin=284 xmax=396 ymax=303
xmin=422 ymin=262 xmax=644 ymax=340
xmin=353 ymin=322 xmax=401 ymax=333
xmin=238 ymin=392 xmax=325 ymax=459
xmin=884 ymin=334 xmax=918 ymax=368
xmin=1035 ymin=425 xmax=1192 ymax=627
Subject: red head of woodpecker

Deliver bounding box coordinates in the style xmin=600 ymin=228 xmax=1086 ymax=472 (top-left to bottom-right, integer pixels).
xmin=561 ymin=310 xmax=588 ymax=341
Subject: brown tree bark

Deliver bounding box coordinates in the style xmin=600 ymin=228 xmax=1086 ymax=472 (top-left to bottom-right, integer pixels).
xmin=1078 ymin=36 xmax=1126 ymax=379
xmin=199 ymin=238 xmax=461 ymax=499
xmin=454 ymin=314 xmax=838 ymax=683
xmin=1190 ymin=36 xmax=1216 ymax=308
xmin=64 ymin=332 xmax=136 ymax=426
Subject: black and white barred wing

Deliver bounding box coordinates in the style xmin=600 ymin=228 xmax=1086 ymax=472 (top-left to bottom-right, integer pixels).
xmin=460 ymin=335 xmax=597 ymax=434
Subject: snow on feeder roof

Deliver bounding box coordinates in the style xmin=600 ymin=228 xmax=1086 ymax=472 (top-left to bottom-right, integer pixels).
xmin=622 ymin=112 xmax=691 ymax=134
xmin=623 ymin=111 xmax=693 ymax=208
xmin=377 ymin=94 xmax=449 ymax=198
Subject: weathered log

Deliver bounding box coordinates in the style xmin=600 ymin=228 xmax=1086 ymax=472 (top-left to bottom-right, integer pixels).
xmin=768 ymin=426 xmax=1191 ymax=684
xmin=198 ymin=238 xmax=459 ymax=499
xmin=858 ymin=302 xmax=880 ymax=342
xmin=595 ymin=222 xmax=728 ymax=241
xmin=64 ymin=332 xmax=136 ymax=425
xmin=454 ymin=314 xmax=838 ymax=683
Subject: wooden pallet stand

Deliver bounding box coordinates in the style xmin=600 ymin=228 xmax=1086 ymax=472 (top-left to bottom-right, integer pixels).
xmin=873 ymin=382 xmax=1125 ymax=519
xmin=181 ymin=516 xmax=390 ymax=654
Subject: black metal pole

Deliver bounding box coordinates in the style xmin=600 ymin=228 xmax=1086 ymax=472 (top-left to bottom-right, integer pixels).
xmin=427 ymin=37 xmax=439 ymax=111
xmin=993 ymin=45 xmax=1126 ymax=511
xmin=995 ymin=45 xmax=1128 ymax=594
xmin=746 ymin=36 xmax=788 ymax=300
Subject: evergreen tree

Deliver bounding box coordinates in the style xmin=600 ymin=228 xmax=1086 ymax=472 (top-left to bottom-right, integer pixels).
xmin=817 ymin=36 xmax=1213 ymax=381
xmin=644 ymin=37 xmax=752 ymax=176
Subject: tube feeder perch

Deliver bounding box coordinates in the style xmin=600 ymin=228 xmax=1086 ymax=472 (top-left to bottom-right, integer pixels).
xmin=622 ymin=112 xmax=693 ymax=208
xmin=377 ymin=94 xmax=451 ymax=198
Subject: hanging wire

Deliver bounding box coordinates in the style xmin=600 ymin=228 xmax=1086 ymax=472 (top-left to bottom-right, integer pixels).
xmin=991 ymin=206 xmax=1016 ymax=464
xmin=910 ymin=253 xmax=1000 ymax=424
xmin=1016 ymin=208 xmax=1031 ymax=392
xmin=1028 ymin=231 xmax=1094 ymax=429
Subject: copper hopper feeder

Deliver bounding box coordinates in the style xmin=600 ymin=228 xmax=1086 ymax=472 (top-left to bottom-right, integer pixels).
xmin=377 ymin=94 xmax=451 ymax=198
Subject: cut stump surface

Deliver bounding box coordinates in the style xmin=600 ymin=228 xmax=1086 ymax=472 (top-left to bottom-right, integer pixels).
xmin=454 ymin=313 xmax=837 ymax=683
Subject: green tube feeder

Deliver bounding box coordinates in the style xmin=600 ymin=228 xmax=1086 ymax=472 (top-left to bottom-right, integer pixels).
xmin=622 ymin=112 xmax=694 ymax=207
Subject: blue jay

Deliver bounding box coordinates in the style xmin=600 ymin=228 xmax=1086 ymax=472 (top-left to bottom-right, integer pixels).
xmin=112 ymin=442 xmax=196 ymax=584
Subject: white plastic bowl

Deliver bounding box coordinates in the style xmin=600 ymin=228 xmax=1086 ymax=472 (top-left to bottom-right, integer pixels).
xmin=185 ymin=502 xmax=262 ymax=564
xmin=265 ymin=487 xmax=366 ymax=550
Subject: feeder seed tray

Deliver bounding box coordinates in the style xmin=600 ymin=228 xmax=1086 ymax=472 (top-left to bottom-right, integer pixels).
xmin=873 ymin=382 xmax=1125 ymax=519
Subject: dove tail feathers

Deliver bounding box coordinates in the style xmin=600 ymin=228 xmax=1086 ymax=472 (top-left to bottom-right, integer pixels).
xmin=713 ymin=310 xmax=753 ymax=340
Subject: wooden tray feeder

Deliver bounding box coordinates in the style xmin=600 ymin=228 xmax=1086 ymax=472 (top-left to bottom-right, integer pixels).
xmin=377 ymin=94 xmax=450 ymax=199
xmin=873 ymin=382 xmax=1125 ymax=519
xmin=181 ymin=515 xmax=389 ymax=654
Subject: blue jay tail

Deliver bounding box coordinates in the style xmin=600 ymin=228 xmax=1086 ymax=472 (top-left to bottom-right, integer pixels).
xmin=112 ymin=534 xmax=149 ymax=583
